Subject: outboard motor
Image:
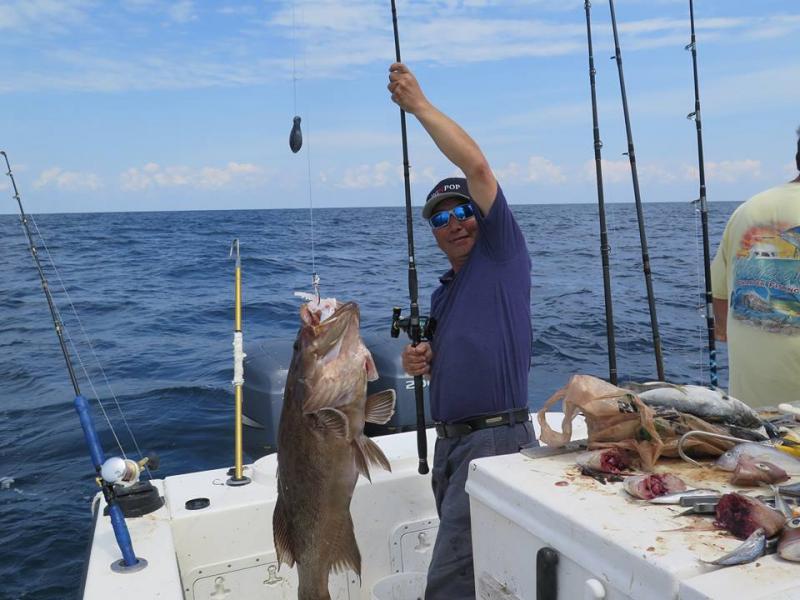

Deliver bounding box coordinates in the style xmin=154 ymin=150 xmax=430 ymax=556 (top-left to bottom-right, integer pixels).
xmin=241 ymin=333 xmax=432 ymax=458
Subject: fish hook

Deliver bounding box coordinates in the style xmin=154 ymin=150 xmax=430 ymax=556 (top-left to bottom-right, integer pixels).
xmin=311 ymin=272 xmax=320 ymax=303
xmin=677 ymin=430 xmax=757 ymax=467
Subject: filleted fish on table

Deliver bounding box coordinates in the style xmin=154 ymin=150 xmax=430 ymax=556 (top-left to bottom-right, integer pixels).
xmin=272 ymin=296 xmax=396 ymax=600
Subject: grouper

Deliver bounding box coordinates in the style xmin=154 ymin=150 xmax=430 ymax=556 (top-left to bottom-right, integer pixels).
xmin=273 ymin=297 xmax=396 ymax=600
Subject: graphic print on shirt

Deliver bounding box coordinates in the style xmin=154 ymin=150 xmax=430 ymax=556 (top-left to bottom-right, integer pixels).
xmin=730 ymin=222 xmax=800 ymax=334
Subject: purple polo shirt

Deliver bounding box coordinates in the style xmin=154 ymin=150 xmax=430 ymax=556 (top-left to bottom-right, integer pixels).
xmin=428 ymin=185 xmax=531 ymax=423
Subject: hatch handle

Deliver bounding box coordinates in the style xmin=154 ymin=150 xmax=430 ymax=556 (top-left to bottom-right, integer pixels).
xmin=536 ymin=547 xmax=559 ymax=600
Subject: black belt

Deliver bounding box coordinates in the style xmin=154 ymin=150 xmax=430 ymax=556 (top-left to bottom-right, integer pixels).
xmin=435 ymin=408 xmax=530 ymax=439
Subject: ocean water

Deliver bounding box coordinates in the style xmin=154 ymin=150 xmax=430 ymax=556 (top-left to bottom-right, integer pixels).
xmin=0 ymin=201 xmax=736 ymax=599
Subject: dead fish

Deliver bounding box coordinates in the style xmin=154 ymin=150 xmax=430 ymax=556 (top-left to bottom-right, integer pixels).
xmin=772 ymin=486 xmax=793 ymax=519
xmin=716 ymin=443 xmax=800 ymax=474
xmin=623 ymin=473 xmax=687 ymax=500
xmin=778 ymin=482 xmax=800 ymax=497
xmin=273 ymin=298 xmax=396 ymax=600
xmin=703 ymin=527 xmax=766 ymax=566
xmin=714 ymin=492 xmax=787 ymax=539
xmin=648 ymin=488 xmax=719 ymax=505
xmin=730 ymin=455 xmax=790 ymax=486
xmin=778 ymin=517 xmax=800 ymax=561
xmin=575 ymin=448 xmax=634 ymax=475
xmin=633 ymin=383 xmax=760 ymax=428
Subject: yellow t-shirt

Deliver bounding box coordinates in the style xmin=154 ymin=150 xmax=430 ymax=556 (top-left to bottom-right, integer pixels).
xmin=710 ymin=182 xmax=800 ymax=407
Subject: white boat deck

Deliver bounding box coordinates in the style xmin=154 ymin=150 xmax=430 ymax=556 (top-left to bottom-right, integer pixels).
xmin=84 ymin=414 xmax=800 ymax=599
xmin=84 ymin=427 xmax=444 ymax=600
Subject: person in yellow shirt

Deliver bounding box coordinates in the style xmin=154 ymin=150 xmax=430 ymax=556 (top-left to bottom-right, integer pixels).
xmin=711 ymin=127 xmax=800 ymax=407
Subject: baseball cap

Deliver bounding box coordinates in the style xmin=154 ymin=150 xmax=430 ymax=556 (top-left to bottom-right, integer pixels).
xmin=421 ymin=177 xmax=473 ymax=219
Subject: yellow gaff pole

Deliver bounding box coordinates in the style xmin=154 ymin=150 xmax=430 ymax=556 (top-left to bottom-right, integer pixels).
xmin=228 ymin=239 xmax=250 ymax=486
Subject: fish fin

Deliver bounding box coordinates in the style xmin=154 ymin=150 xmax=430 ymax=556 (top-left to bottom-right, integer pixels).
xmin=354 ymin=442 xmax=372 ymax=482
xmin=330 ymin=512 xmax=362 ymax=580
xmin=272 ymin=494 xmax=296 ymax=568
xmin=317 ymin=408 xmax=350 ymax=439
xmin=366 ymin=352 xmax=378 ymax=382
xmin=364 ymin=389 xmax=396 ymax=425
xmin=356 ymin=434 xmax=392 ymax=477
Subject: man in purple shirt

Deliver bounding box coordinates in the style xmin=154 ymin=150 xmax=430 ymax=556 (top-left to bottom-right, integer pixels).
xmin=390 ymin=62 xmax=535 ymax=599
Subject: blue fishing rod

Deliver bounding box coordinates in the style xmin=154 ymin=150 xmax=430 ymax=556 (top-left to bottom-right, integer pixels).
xmin=584 ymin=0 xmax=618 ymax=385
xmin=608 ymin=0 xmax=666 ymax=381
xmin=3 ymin=151 xmax=145 ymax=572
xmin=686 ymin=0 xmax=718 ymax=388
xmin=388 ymin=0 xmax=429 ymax=476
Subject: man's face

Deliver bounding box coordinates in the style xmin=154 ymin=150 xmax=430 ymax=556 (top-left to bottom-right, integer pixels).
xmin=430 ymin=198 xmax=478 ymax=268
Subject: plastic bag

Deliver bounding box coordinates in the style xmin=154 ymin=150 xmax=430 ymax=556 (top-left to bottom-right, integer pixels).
xmin=536 ymin=374 xmax=664 ymax=470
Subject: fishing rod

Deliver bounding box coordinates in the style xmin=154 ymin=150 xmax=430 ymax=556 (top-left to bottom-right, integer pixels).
xmin=608 ymin=0 xmax=666 ymax=381
xmin=3 ymin=150 xmax=145 ymax=571
xmin=584 ymin=0 xmax=618 ymax=386
xmin=388 ymin=0 xmax=429 ymax=476
xmin=228 ymin=239 xmax=251 ymax=486
xmin=686 ymin=0 xmax=718 ymax=388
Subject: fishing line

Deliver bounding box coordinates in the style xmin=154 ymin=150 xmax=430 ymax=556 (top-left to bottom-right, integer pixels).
xmin=28 ymin=216 xmax=152 ymax=476
xmin=288 ymin=0 xmax=319 ymax=298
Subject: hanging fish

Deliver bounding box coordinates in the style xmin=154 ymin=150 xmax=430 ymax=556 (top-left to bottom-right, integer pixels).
xmin=290 ymin=115 xmax=303 ymax=153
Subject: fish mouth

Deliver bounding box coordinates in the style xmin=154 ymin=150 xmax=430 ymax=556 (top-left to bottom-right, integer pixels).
xmin=308 ymin=301 xmax=360 ymax=358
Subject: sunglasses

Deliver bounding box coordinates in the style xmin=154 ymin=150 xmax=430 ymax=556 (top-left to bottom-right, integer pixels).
xmin=428 ymin=203 xmax=475 ymax=230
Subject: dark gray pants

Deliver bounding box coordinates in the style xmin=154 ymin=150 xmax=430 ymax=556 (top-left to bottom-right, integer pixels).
xmin=425 ymin=420 xmax=537 ymax=600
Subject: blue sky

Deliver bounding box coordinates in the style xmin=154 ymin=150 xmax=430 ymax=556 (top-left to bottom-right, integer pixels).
xmin=1 ymin=0 xmax=798 ymax=214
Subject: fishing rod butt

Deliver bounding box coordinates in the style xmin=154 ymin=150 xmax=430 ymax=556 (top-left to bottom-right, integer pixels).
xmin=418 ymin=459 xmax=429 ymax=476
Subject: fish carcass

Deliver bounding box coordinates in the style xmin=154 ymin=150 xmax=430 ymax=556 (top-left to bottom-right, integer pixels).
xmin=632 ymin=383 xmax=760 ymax=428
xmin=273 ymin=298 xmax=396 ymax=600
xmin=716 ymin=442 xmax=800 ymax=475
xmin=729 ymin=456 xmax=789 ymax=486
xmin=778 ymin=517 xmax=800 ymax=561
xmin=714 ymin=492 xmax=787 ymax=540
xmin=703 ymin=527 xmax=767 ymax=566
xmin=622 ymin=473 xmax=687 ymax=500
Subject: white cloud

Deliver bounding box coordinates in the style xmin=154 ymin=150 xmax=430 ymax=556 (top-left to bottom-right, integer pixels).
xmin=0 ymin=0 xmax=93 ymax=33
xmin=495 ymin=156 xmax=566 ymax=184
xmin=338 ymin=161 xmax=399 ymax=189
xmin=581 ymin=159 xmax=679 ymax=184
xmin=685 ymin=159 xmax=762 ymax=183
xmin=336 ymin=160 xmax=437 ymax=189
xmin=785 ymin=162 xmax=799 ymax=178
xmin=33 ymin=167 xmax=102 ymax=191
xmin=167 ymin=0 xmax=196 ymax=24
xmin=3 ymin=1 xmax=799 ymax=93
xmin=120 ymin=162 xmax=267 ymax=190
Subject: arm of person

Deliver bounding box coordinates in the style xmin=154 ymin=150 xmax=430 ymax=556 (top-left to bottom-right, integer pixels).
xmin=388 ymin=62 xmax=497 ymax=217
xmin=713 ymin=297 xmax=728 ymax=342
